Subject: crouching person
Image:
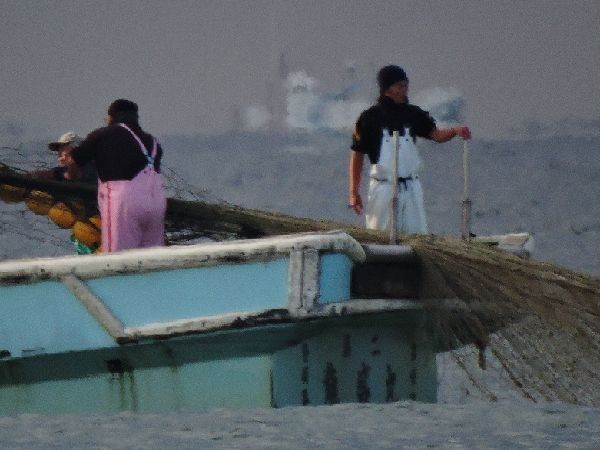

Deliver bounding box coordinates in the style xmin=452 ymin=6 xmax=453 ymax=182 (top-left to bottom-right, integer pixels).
xmin=31 ymin=131 xmax=96 ymax=182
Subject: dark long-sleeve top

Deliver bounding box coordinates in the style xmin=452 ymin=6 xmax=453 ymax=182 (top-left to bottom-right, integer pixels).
xmin=51 ymin=163 xmax=97 ymax=183
xmin=351 ymin=97 xmax=436 ymax=164
xmin=71 ymin=123 xmax=163 ymax=182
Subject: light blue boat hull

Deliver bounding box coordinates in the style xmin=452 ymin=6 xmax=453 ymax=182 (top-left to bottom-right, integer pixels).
xmin=0 ymin=314 xmax=436 ymax=414
xmin=0 ymin=232 xmax=439 ymax=414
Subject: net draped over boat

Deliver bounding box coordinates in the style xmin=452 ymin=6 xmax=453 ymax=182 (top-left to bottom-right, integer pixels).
xmin=411 ymin=235 xmax=600 ymax=405
xmin=1 ymin=146 xmax=599 ymax=406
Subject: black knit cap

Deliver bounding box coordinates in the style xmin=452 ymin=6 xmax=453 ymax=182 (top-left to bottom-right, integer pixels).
xmin=377 ymin=65 xmax=408 ymax=93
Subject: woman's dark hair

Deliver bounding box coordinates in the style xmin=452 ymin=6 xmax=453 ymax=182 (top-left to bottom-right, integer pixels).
xmin=107 ymin=99 xmax=139 ymax=125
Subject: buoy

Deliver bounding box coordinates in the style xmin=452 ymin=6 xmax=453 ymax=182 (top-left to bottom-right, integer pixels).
xmin=72 ymin=220 xmax=101 ymax=249
xmin=88 ymin=214 xmax=101 ymax=229
xmin=48 ymin=202 xmax=77 ymax=229
xmin=0 ymin=184 xmax=28 ymax=203
xmin=25 ymin=190 xmax=54 ymax=215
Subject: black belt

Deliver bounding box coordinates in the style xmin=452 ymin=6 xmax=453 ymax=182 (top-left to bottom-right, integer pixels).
xmin=371 ymin=176 xmax=417 ymax=188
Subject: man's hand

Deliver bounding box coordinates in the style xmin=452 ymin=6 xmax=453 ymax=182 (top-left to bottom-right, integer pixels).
xmin=455 ymin=126 xmax=471 ymax=140
xmin=349 ymin=192 xmax=363 ymax=215
xmin=430 ymin=126 xmax=471 ymax=143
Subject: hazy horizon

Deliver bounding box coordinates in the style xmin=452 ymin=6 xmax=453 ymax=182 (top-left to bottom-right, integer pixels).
xmin=1 ymin=0 xmax=599 ymax=142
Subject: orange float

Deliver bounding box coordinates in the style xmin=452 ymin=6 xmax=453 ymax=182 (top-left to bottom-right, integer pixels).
xmin=0 ymin=184 xmax=28 ymax=203
xmin=25 ymin=190 xmax=54 ymax=215
xmin=72 ymin=219 xmax=101 ymax=249
xmin=88 ymin=214 xmax=101 ymax=229
xmin=47 ymin=202 xmax=77 ymax=229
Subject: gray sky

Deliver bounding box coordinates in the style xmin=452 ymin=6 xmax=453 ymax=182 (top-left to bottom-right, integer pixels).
xmin=1 ymin=0 xmax=599 ymax=140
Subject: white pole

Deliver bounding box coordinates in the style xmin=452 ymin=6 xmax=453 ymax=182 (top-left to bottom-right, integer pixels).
xmin=461 ymin=139 xmax=472 ymax=240
xmin=390 ymin=131 xmax=400 ymax=244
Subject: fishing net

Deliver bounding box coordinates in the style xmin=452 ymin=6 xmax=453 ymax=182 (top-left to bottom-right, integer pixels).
xmin=0 ymin=144 xmax=233 ymax=247
xmin=1 ymin=145 xmax=599 ymax=406
xmin=408 ymin=234 xmax=600 ymax=406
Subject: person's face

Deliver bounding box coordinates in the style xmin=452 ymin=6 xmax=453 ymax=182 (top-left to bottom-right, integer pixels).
xmin=57 ymin=145 xmax=75 ymax=166
xmin=384 ymin=80 xmax=409 ymax=104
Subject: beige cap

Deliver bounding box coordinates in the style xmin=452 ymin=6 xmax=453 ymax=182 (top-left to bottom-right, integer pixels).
xmin=48 ymin=131 xmax=82 ymax=151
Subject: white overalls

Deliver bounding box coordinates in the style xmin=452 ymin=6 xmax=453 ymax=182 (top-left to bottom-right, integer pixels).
xmin=365 ymin=127 xmax=428 ymax=234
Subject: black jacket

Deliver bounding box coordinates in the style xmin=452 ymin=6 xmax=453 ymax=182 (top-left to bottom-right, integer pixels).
xmin=351 ymin=97 xmax=436 ymax=164
xmin=71 ymin=123 xmax=163 ymax=182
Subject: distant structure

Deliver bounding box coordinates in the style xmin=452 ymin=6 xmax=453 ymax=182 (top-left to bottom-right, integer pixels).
xmin=231 ymin=105 xmax=242 ymax=131
xmin=235 ymin=53 xmax=365 ymax=132
xmin=343 ymin=60 xmax=357 ymax=85
xmin=265 ymin=81 xmax=276 ymax=129
xmin=278 ymin=52 xmax=289 ymax=81
xmin=261 ymin=52 xmax=289 ymax=132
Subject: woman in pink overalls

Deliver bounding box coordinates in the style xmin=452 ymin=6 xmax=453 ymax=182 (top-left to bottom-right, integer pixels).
xmin=71 ymin=99 xmax=166 ymax=252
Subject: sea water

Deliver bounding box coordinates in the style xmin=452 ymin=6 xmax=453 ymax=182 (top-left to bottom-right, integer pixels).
xmin=1 ymin=137 xmax=598 ymax=447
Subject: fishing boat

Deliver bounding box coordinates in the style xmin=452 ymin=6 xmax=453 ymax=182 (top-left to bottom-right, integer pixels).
xmin=0 ymin=230 xmax=457 ymax=414
xmin=0 ymin=166 xmax=540 ymax=414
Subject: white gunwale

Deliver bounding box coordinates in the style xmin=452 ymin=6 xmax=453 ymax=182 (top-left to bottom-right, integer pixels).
xmin=0 ymin=230 xmax=366 ymax=284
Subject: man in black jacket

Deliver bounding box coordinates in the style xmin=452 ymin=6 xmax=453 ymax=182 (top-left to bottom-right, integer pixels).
xmin=349 ymin=65 xmax=470 ymax=233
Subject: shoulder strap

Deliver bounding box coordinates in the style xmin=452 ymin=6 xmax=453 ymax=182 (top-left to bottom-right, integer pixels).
xmin=118 ymin=123 xmax=157 ymax=166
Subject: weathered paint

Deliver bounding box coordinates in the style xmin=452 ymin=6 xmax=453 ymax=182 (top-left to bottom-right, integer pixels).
xmin=0 ymin=243 xmax=354 ymax=357
xmin=0 ymin=313 xmax=436 ymax=414
xmin=0 ymin=232 xmax=443 ymax=413
xmin=271 ymin=314 xmax=437 ymax=407
xmin=0 ymin=356 xmax=273 ymax=414
xmin=0 ymin=231 xmax=366 ymax=284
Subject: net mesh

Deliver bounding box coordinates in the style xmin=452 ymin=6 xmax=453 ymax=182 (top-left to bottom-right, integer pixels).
xmin=408 ymin=234 xmax=600 ymax=405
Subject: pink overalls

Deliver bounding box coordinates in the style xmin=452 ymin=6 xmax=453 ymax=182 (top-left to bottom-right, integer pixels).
xmin=97 ymin=124 xmax=167 ymax=252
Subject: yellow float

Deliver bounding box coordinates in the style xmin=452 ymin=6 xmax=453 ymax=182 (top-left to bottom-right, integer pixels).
xmin=72 ymin=219 xmax=101 ymax=249
xmin=88 ymin=214 xmax=101 ymax=229
xmin=0 ymin=184 xmax=28 ymax=203
xmin=47 ymin=202 xmax=77 ymax=229
xmin=25 ymin=190 xmax=54 ymax=215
